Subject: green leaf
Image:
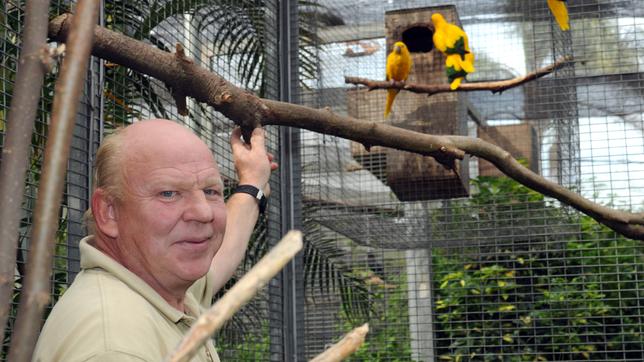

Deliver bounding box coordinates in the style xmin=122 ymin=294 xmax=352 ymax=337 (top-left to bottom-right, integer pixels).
xmin=498 ymin=304 xmax=516 ymax=312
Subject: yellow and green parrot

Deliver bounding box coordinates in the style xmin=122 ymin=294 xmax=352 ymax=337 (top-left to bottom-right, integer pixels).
xmin=547 ymin=0 xmax=570 ymax=31
xmin=445 ymin=52 xmax=475 ymax=90
xmin=384 ymin=41 xmax=412 ymax=118
xmin=431 ymin=13 xmax=475 ymax=90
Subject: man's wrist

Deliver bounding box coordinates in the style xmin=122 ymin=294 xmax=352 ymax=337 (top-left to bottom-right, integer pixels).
xmin=233 ymin=184 xmax=268 ymax=214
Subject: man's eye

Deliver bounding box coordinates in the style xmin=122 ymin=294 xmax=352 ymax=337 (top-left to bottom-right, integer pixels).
xmin=204 ymin=188 xmax=220 ymax=196
xmin=159 ymin=191 xmax=176 ymax=198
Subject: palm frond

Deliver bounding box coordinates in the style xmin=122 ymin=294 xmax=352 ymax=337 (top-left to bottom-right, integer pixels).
xmin=137 ymin=0 xmax=214 ymax=39
xmin=129 ymin=73 xmax=170 ymax=119
xmin=303 ymin=219 xmax=373 ymax=322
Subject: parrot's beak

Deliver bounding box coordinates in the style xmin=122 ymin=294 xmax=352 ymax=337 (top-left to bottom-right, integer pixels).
xmin=394 ymin=45 xmax=401 ymax=54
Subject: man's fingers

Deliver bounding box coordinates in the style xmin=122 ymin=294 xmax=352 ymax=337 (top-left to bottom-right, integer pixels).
xmin=250 ymin=127 xmax=266 ymax=150
xmin=231 ymin=127 xmax=276 ymax=170
xmin=230 ymin=127 xmax=244 ymax=149
xmin=232 ymin=127 xmax=267 ymax=151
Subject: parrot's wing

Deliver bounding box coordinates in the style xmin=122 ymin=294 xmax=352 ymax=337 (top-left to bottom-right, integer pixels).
xmin=386 ymin=53 xmax=393 ymax=81
xmin=446 ymin=36 xmax=470 ymax=58
xmin=444 ymin=24 xmax=462 ymax=48
xmin=401 ymin=50 xmax=412 ymax=81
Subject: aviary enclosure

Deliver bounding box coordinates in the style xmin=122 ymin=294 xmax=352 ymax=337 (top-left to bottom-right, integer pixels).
xmin=1 ymin=0 xmax=644 ymax=361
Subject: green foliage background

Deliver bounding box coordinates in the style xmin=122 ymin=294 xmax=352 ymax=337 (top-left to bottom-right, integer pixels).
xmin=433 ymin=176 xmax=644 ymax=361
xmin=339 ymin=273 xmax=414 ymax=362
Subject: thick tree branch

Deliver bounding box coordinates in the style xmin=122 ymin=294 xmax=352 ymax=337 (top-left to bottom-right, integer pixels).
xmin=344 ymin=56 xmax=574 ymax=96
xmin=47 ymin=14 xmax=644 ymax=241
xmin=8 ymin=2 xmax=100 ymax=361
xmin=0 ymin=0 xmax=52 ymax=335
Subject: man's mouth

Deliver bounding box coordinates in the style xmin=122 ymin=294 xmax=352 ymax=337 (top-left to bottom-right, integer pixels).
xmin=178 ymin=235 xmax=212 ymax=244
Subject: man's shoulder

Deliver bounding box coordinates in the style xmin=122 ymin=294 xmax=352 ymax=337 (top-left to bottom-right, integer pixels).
xmin=33 ymin=269 xmax=171 ymax=361
xmin=45 ymin=268 xmax=160 ymax=322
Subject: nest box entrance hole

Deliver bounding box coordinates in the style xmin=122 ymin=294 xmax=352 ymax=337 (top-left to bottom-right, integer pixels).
xmin=402 ymin=26 xmax=434 ymax=53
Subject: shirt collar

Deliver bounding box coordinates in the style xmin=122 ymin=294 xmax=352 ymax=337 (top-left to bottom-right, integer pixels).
xmin=79 ymin=236 xmax=201 ymax=323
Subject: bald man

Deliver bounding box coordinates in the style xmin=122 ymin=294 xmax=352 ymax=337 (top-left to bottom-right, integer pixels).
xmin=33 ymin=119 xmax=277 ymax=362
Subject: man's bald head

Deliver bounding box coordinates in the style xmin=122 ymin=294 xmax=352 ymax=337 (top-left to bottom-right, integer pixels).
xmin=121 ymin=119 xmax=212 ymax=159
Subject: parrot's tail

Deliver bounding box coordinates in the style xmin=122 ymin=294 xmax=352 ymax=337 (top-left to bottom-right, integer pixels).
xmin=384 ymin=89 xmax=399 ymax=118
xmin=450 ymin=77 xmax=463 ymax=90
xmin=548 ymin=0 xmax=570 ymax=31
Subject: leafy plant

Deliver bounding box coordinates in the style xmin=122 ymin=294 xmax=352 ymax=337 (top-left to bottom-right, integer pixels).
xmin=216 ymin=322 xmax=270 ymax=361
xmin=433 ymin=176 xmax=644 ymax=361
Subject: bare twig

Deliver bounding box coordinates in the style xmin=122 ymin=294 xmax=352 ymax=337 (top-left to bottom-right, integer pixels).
xmin=310 ymin=323 xmax=369 ymax=362
xmin=344 ymin=56 xmax=574 ymax=96
xmin=0 ymin=0 xmax=52 ymax=335
xmin=7 ymin=1 xmax=100 ymax=361
xmin=164 ymin=230 xmax=304 ymax=362
xmin=47 ymin=15 xmax=644 ymax=241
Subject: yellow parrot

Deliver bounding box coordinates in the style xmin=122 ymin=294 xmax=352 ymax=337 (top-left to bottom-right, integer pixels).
xmin=431 ymin=13 xmax=475 ymax=89
xmin=446 ymin=53 xmax=475 ymax=90
xmin=384 ymin=41 xmax=412 ymax=118
xmin=547 ymin=0 xmax=570 ymax=31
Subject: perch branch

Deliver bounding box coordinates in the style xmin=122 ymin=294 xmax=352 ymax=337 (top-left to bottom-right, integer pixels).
xmin=164 ymin=230 xmax=303 ymax=362
xmin=47 ymin=15 xmax=644 ymax=241
xmin=8 ymin=1 xmax=100 ymax=361
xmin=0 ymin=0 xmax=52 ymax=335
xmin=345 ymin=56 xmax=574 ymax=96
xmin=310 ymin=323 xmax=370 ymax=362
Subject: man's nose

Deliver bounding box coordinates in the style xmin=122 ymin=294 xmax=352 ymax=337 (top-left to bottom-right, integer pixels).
xmin=183 ymin=191 xmax=214 ymax=223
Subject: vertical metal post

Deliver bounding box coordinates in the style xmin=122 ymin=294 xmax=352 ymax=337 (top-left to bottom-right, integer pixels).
xmin=66 ymin=2 xmax=104 ymax=282
xmin=277 ymin=0 xmax=303 ymax=361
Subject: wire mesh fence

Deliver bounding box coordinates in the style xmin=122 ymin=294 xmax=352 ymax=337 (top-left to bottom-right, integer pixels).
xmin=1 ymin=0 xmax=644 ymax=361
xmin=301 ymin=0 xmax=644 ymax=361
xmin=1 ymin=0 xmax=286 ymax=360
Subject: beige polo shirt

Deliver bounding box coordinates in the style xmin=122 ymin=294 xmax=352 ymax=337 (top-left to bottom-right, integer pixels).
xmin=33 ymin=236 xmax=220 ymax=362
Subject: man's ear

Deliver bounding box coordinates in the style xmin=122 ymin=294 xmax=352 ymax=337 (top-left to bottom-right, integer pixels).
xmin=91 ymin=188 xmax=119 ymax=238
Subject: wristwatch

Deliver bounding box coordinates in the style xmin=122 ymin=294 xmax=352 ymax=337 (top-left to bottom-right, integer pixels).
xmin=233 ymin=184 xmax=268 ymax=214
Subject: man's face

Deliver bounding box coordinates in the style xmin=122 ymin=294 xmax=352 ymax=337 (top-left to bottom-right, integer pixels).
xmin=114 ymin=127 xmax=226 ymax=290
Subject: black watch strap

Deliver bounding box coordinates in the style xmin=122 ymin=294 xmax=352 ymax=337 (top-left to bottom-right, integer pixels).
xmin=233 ymin=185 xmax=267 ymax=214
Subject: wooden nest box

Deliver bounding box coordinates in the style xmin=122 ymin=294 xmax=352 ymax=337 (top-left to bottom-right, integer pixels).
xmin=349 ymin=5 xmax=470 ymax=201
